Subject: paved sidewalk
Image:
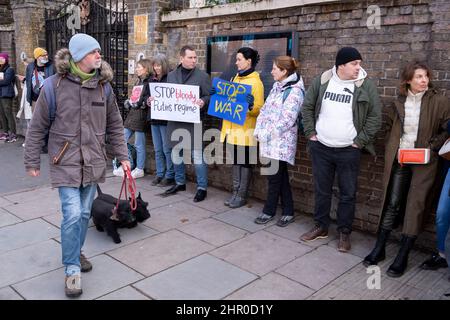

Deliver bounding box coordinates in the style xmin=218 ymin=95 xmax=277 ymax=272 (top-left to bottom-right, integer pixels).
xmin=0 ymin=174 xmax=449 ymax=300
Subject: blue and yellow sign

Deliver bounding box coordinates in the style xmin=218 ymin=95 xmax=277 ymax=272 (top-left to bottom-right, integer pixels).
xmin=207 ymin=78 xmax=252 ymax=125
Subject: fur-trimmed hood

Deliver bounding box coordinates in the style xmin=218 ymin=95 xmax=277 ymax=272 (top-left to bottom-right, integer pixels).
xmin=54 ymin=48 xmax=113 ymax=83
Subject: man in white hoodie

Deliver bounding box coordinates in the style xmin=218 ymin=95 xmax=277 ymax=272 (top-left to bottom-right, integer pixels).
xmin=300 ymin=47 xmax=381 ymax=252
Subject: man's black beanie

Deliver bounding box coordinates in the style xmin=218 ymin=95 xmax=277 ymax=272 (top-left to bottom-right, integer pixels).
xmin=335 ymin=47 xmax=363 ymax=67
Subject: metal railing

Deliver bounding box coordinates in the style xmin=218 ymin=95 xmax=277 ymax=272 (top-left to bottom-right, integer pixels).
xmin=169 ymin=0 xmax=248 ymax=11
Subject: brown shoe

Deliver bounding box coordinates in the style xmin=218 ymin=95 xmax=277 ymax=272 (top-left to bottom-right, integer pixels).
xmin=80 ymin=252 xmax=92 ymax=273
xmin=300 ymin=224 xmax=328 ymax=242
xmin=65 ymin=274 xmax=82 ymax=298
xmin=338 ymin=232 xmax=351 ymax=252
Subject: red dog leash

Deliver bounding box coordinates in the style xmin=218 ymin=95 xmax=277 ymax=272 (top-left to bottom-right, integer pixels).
xmin=111 ymin=167 xmax=137 ymax=221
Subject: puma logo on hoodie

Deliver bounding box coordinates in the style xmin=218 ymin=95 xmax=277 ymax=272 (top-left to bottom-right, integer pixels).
xmin=316 ymin=66 xmax=367 ymax=148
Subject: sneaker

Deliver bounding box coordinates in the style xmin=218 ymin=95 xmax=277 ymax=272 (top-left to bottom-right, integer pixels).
xmin=159 ymin=177 xmax=176 ymax=187
xmin=151 ymin=176 xmax=162 ymax=186
xmin=276 ymin=215 xmax=295 ymax=227
xmin=0 ymin=132 xmax=8 ymax=141
xmin=131 ymin=168 xmax=144 ymax=179
xmin=337 ymin=232 xmax=351 ymax=252
xmin=254 ymin=213 xmax=274 ymax=225
xmin=6 ymin=134 xmax=17 ymax=143
xmin=113 ymin=166 xmax=124 ymax=177
xmin=419 ymin=253 xmax=448 ymax=270
xmin=80 ymin=252 xmax=92 ymax=273
xmin=300 ymin=224 xmax=328 ymax=242
xmin=65 ymin=274 xmax=82 ymax=298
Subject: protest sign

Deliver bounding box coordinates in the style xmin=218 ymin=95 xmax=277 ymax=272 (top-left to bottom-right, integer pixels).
xmin=207 ymin=78 xmax=251 ymax=126
xmin=149 ymin=83 xmax=200 ymax=123
xmin=129 ymin=85 xmax=143 ymax=104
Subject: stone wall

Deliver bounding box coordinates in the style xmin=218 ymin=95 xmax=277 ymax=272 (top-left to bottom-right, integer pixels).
xmin=0 ymin=0 xmax=13 ymax=25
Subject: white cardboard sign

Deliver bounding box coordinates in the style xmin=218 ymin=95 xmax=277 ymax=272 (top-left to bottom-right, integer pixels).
xmin=149 ymin=83 xmax=200 ymax=123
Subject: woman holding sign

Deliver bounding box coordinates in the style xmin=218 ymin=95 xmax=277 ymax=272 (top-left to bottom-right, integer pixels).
xmin=146 ymin=54 xmax=175 ymax=187
xmin=114 ymin=59 xmax=152 ymax=179
xmin=219 ymin=47 xmax=264 ymax=209
xmin=253 ymin=56 xmax=305 ymax=227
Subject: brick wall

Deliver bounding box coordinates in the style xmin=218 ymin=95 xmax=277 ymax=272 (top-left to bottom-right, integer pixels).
xmin=0 ymin=0 xmax=13 ymax=25
xmin=127 ymin=0 xmax=450 ymax=248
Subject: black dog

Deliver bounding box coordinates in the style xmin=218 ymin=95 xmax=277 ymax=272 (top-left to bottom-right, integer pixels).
xmin=91 ymin=186 xmax=150 ymax=243
xmin=91 ymin=198 xmax=134 ymax=243
xmin=95 ymin=186 xmax=150 ymax=223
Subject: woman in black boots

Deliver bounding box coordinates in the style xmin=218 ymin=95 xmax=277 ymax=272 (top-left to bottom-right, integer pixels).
xmin=363 ymin=60 xmax=450 ymax=277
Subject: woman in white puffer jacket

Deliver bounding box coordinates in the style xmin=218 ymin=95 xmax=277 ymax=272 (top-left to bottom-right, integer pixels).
xmin=253 ymin=56 xmax=305 ymax=227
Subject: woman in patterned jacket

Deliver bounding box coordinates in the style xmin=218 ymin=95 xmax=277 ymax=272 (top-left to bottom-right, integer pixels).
xmin=253 ymin=56 xmax=305 ymax=227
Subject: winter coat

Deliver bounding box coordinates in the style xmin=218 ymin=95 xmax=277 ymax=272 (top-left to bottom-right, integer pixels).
xmin=147 ymin=74 xmax=168 ymax=126
xmin=254 ymin=73 xmax=305 ymax=165
xmin=124 ymin=76 xmax=150 ymax=132
xmin=0 ymin=64 xmax=15 ymax=98
xmin=24 ymin=48 xmax=128 ymax=188
xmin=25 ymin=60 xmax=55 ymax=104
xmin=166 ymin=64 xmax=211 ymax=149
xmin=220 ymin=71 xmax=264 ymax=147
xmin=301 ymin=68 xmax=382 ymax=155
xmin=378 ymin=89 xmax=450 ymax=236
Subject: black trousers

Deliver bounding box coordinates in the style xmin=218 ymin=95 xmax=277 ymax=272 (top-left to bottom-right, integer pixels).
xmin=309 ymin=140 xmax=361 ymax=234
xmin=380 ymin=162 xmax=412 ymax=231
xmin=263 ymin=160 xmax=294 ymax=217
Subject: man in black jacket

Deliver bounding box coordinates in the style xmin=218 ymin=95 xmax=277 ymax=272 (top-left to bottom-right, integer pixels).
xmin=163 ymin=45 xmax=211 ymax=202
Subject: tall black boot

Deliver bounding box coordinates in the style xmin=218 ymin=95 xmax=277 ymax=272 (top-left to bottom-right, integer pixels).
xmin=386 ymin=235 xmax=417 ymax=278
xmin=363 ymin=228 xmax=391 ymax=267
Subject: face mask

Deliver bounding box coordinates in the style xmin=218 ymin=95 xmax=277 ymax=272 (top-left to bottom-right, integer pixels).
xmin=38 ymin=58 xmax=48 ymax=65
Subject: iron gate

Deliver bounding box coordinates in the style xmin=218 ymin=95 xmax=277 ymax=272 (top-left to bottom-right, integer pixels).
xmin=45 ymin=0 xmax=128 ymax=110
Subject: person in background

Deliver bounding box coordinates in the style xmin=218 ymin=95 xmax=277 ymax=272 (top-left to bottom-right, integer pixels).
xmin=419 ymin=121 xmax=450 ymax=271
xmin=363 ymin=60 xmax=449 ymax=277
xmin=25 ymin=47 xmax=55 ymax=112
xmin=0 ymin=52 xmax=17 ymax=143
xmin=114 ymin=58 xmax=152 ymax=179
xmin=146 ymin=54 xmax=175 ymax=187
xmin=253 ymin=56 xmax=305 ymax=226
xmin=16 ymin=58 xmax=33 ymax=147
xmin=219 ymin=47 xmax=264 ymax=209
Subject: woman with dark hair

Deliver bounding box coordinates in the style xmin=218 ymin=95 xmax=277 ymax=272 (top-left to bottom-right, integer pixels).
xmin=253 ymin=56 xmax=305 ymax=226
xmin=114 ymin=58 xmax=153 ymax=179
xmin=363 ymin=60 xmax=450 ymax=277
xmin=220 ymin=47 xmax=264 ymax=208
xmin=146 ymin=54 xmax=175 ymax=187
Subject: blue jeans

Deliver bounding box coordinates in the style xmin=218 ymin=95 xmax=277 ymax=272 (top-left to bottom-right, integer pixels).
xmin=124 ymin=128 xmax=146 ymax=170
xmin=151 ymin=124 xmax=174 ymax=179
xmin=58 ymin=184 xmax=97 ymax=276
xmin=172 ymin=148 xmax=208 ymax=190
xmin=437 ymin=169 xmax=450 ymax=253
